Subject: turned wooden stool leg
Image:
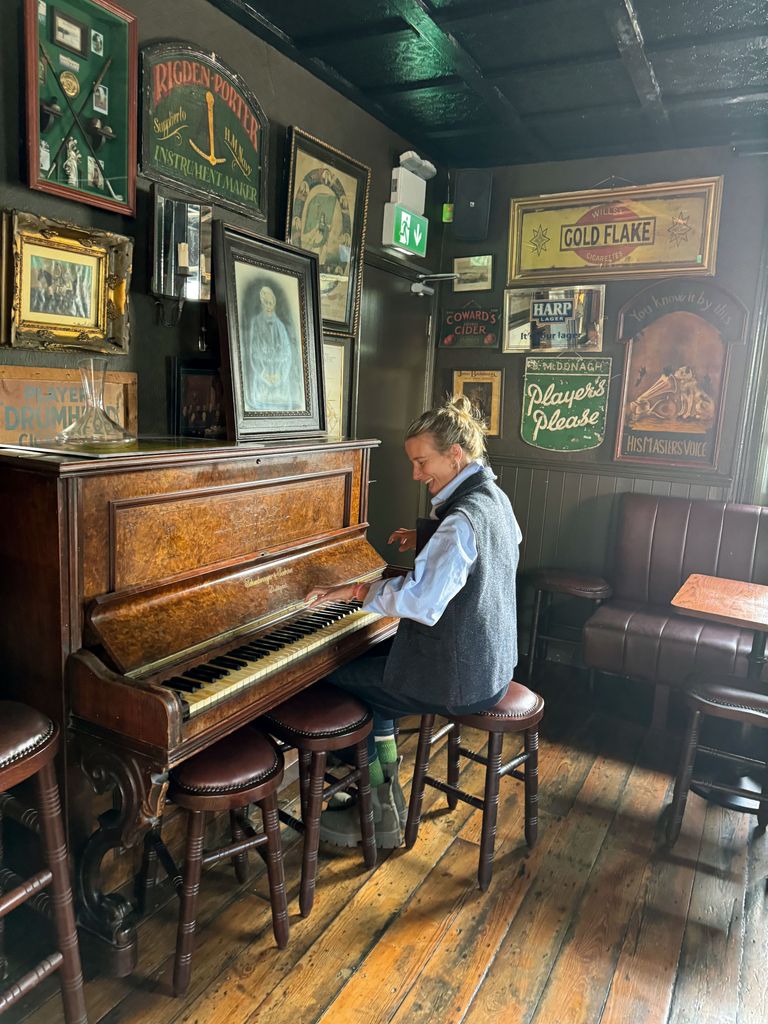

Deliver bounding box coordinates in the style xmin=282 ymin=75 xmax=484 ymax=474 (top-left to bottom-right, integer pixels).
xmin=405 ymin=714 xmax=435 ymax=848
xmin=229 ymin=810 xmax=250 ymax=884
xmin=173 ymin=809 xmax=207 ymax=998
xmin=298 ymin=749 xmax=312 ymax=820
xmin=260 ymin=792 xmax=289 ymax=948
xmin=524 ymin=726 xmax=539 ymax=848
xmin=34 ymin=761 xmax=87 ymax=1024
xmin=447 ymin=723 xmax=460 ymax=810
xmin=299 ymin=750 xmax=327 ymax=918
xmin=758 ymin=768 xmax=768 ymax=830
xmin=478 ymin=731 xmax=504 ymax=892
xmin=0 ymin=803 xmax=6 ymax=983
xmin=667 ymin=708 xmax=701 ymax=846
xmin=354 ymin=740 xmax=376 ymax=870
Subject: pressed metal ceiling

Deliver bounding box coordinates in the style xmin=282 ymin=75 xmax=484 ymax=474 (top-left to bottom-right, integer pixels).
xmin=211 ymin=0 xmax=768 ymax=166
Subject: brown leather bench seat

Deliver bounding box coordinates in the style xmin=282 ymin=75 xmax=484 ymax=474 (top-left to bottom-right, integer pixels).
xmin=581 ymin=494 xmax=768 ymax=727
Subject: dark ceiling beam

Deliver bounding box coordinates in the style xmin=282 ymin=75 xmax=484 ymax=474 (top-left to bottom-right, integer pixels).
xmin=207 ymin=1 xmax=433 ymax=154
xmin=292 ymin=19 xmax=412 ymax=54
xmin=386 ymin=0 xmax=547 ymax=159
xmin=603 ymin=0 xmax=671 ymax=138
xmin=434 ymin=0 xmax=603 ymax=25
xmin=365 ymin=75 xmax=463 ymax=98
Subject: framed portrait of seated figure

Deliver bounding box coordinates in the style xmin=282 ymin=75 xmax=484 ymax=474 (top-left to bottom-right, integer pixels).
xmin=214 ymin=224 xmax=326 ymax=442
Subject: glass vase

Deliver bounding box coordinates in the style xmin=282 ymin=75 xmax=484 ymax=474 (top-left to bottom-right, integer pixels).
xmin=56 ymin=357 xmax=136 ymax=446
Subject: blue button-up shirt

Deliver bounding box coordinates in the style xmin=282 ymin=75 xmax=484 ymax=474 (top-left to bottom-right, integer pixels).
xmin=363 ymin=461 xmax=487 ymax=626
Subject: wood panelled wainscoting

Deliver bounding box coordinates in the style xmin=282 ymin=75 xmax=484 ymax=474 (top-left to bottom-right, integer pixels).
xmin=4 ymin=672 xmax=766 ymax=1024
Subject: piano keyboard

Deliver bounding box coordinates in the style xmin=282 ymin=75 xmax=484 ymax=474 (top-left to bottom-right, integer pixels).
xmin=162 ymin=601 xmax=380 ymax=718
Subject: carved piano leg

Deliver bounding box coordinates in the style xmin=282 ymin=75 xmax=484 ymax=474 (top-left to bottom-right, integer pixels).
xmin=75 ymin=737 xmax=169 ymax=977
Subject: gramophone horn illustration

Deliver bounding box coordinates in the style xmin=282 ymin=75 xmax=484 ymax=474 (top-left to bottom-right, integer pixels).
xmin=629 ymin=366 xmax=715 ymax=425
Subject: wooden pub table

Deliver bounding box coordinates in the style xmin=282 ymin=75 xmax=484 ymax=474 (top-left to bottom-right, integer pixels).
xmin=671 ymin=573 xmax=768 ymax=812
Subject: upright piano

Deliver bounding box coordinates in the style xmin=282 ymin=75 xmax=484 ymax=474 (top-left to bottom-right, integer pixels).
xmin=0 ymin=438 xmax=396 ymax=975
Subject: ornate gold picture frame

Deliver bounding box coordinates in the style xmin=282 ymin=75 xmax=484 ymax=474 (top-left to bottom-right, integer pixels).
xmin=2 ymin=210 xmax=132 ymax=353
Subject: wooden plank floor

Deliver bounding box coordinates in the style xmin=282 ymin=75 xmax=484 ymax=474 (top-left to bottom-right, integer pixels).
xmin=7 ymin=676 xmax=768 ymax=1024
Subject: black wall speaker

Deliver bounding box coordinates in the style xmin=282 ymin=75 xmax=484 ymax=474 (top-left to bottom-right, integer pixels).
xmin=452 ymin=169 xmax=493 ymax=242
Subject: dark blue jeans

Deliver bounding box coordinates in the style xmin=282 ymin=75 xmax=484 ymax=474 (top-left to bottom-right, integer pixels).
xmin=326 ymin=654 xmax=507 ymax=761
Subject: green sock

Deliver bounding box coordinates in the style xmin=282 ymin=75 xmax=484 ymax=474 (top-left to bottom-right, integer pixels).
xmin=368 ymin=756 xmax=385 ymax=787
xmin=376 ymin=737 xmax=398 ymax=765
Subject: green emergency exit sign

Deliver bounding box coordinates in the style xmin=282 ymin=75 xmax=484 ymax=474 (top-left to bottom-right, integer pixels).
xmin=383 ymin=203 xmax=429 ymax=257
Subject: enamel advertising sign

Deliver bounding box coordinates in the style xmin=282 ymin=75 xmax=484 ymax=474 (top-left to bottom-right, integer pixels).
xmin=508 ymin=178 xmax=722 ymax=283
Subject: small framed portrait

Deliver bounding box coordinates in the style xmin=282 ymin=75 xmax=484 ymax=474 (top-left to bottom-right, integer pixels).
xmin=214 ymin=223 xmax=326 ymax=441
xmin=452 ymin=369 xmax=504 ymax=438
xmin=51 ymin=7 xmax=89 ymax=58
xmin=322 ymin=336 xmax=351 ymax=441
xmin=168 ymin=358 xmax=227 ymax=439
xmin=92 ymin=83 xmax=108 ymax=115
xmin=453 ymin=255 xmax=494 ymax=292
xmin=90 ymin=29 xmax=104 ymax=56
xmin=2 ymin=209 xmax=133 ymax=354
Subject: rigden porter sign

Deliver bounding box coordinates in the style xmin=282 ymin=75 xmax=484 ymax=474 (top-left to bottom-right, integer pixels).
xmin=508 ymin=177 xmax=722 ymax=283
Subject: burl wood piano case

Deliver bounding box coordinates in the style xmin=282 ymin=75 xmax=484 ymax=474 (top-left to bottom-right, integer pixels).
xmin=0 ymin=438 xmax=396 ymax=975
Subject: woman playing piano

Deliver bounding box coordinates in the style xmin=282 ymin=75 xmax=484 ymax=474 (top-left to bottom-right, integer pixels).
xmin=306 ymin=395 xmax=522 ymax=848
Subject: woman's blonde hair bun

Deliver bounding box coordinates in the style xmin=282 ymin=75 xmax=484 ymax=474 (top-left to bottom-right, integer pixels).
xmin=406 ymin=393 xmax=487 ymax=460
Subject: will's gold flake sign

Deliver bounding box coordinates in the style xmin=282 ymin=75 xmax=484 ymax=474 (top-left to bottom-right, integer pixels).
xmin=140 ymin=43 xmax=268 ymax=219
xmin=508 ymin=178 xmax=722 ymax=283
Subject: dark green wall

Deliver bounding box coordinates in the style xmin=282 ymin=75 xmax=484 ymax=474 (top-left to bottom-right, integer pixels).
xmin=436 ymin=147 xmax=768 ymax=576
xmin=0 ymin=0 xmax=444 ymax=433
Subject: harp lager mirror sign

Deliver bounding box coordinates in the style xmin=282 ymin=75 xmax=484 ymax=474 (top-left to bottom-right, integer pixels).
xmin=521 ymin=356 xmax=611 ymax=451
xmin=140 ymin=43 xmax=268 ymax=219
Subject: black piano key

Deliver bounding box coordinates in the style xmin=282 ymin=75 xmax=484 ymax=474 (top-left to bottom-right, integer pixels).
xmin=210 ymin=656 xmax=249 ymax=669
xmin=185 ymin=667 xmax=226 ymax=682
xmin=229 ymin=645 xmax=269 ymax=660
xmin=165 ymin=677 xmax=200 ymax=693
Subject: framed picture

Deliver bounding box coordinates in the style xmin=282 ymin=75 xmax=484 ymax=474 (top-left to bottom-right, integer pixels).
xmin=615 ymin=279 xmax=747 ymax=470
xmin=322 ymin=336 xmax=351 ymax=440
xmin=453 ymin=255 xmax=493 ymax=292
xmin=168 ymin=358 xmax=226 ymax=439
xmin=214 ymin=223 xmax=326 ymax=442
xmin=452 ymin=369 xmax=504 ymax=438
xmin=508 ymin=177 xmax=723 ymax=283
xmin=25 ymin=0 xmax=137 ymax=216
xmin=439 ymin=302 xmax=501 ymax=348
xmin=285 ymin=127 xmax=371 ymax=335
xmin=51 ymin=7 xmax=89 ymax=57
xmin=140 ymin=43 xmax=268 ymax=221
xmin=1 ymin=210 xmax=133 ymax=354
xmin=502 ymin=285 xmax=606 ymax=353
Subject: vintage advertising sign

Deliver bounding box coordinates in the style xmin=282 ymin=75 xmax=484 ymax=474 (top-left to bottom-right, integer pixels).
xmin=439 ymin=302 xmax=500 ymax=348
xmin=521 ymin=357 xmax=611 ymax=451
xmin=0 ymin=365 xmax=137 ymax=446
xmin=502 ymin=285 xmax=605 ymax=353
xmin=615 ymin=279 xmax=747 ymax=470
xmin=140 ymin=43 xmax=268 ymax=219
xmin=508 ymin=178 xmax=722 ymax=283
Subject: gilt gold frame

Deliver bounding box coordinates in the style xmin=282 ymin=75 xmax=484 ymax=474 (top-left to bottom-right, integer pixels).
xmin=508 ymin=177 xmax=723 ymax=283
xmin=2 ymin=210 xmax=132 ymax=353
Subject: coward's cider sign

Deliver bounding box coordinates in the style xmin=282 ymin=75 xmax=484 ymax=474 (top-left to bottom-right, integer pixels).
xmin=141 ymin=43 xmax=268 ymax=219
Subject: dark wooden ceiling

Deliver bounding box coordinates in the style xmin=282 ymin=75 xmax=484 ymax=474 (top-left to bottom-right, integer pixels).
xmin=212 ymin=0 xmax=768 ymax=167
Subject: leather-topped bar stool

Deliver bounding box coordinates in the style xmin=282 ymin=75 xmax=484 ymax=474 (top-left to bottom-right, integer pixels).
xmin=526 ymin=569 xmax=612 ymax=686
xmin=666 ymin=681 xmax=768 ymax=845
xmin=405 ymin=681 xmax=545 ymax=891
xmin=0 ymin=702 xmax=86 ymax=1023
xmin=261 ymin=682 xmax=375 ymax=917
xmin=146 ymin=725 xmax=288 ymax=998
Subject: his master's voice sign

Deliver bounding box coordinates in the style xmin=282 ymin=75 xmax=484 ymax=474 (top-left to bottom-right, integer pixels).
xmin=521 ymin=356 xmax=611 ymax=451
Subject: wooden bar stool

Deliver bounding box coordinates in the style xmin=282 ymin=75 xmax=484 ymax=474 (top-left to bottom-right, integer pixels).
xmin=405 ymin=682 xmax=545 ymax=890
xmin=666 ymin=682 xmax=768 ymax=845
xmin=526 ymin=569 xmax=611 ymax=686
xmin=262 ymin=682 xmax=375 ymax=917
xmin=144 ymin=725 xmax=288 ymax=997
xmin=0 ymin=702 xmax=87 ymax=1023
